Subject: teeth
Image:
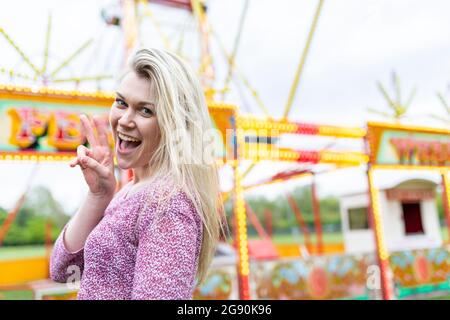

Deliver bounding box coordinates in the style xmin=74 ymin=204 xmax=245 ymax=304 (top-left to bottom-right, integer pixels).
xmin=118 ymin=132 xmax=140 ymax=142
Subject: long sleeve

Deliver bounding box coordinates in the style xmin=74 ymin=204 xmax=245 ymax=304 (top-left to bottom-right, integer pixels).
xmin=131 ymin=193 xmax=202 ymax=300
xmin=49 ymin=224 xmax=85 ymax=284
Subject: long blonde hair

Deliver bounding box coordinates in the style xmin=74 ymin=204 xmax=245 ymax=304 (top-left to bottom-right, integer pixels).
xmin=127 ymin=48 xmax=225 ymax=284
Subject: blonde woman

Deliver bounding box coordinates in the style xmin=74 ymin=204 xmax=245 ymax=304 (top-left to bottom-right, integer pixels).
xmin=50 ymin=48 xmax=225 ymax=300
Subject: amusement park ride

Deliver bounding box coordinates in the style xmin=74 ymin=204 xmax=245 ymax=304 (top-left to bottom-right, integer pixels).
xmin=0 ymin=0 xmax=449 ymax=300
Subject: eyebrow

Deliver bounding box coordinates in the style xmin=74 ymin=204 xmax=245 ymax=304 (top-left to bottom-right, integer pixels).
xmin=116 ymin=92 xmax=155 ymax=108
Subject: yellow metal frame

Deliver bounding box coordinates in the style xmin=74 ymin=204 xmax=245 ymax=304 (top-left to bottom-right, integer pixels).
xmin=232 ymin=114 xmax=251 ymax=300
xmin=241 ymin=116 xmax=366 ymax=138
xmin=0 ymin=84 xmax=114 ymax=106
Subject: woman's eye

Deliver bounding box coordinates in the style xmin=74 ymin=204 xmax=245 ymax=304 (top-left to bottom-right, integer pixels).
xmin=142 ymin=108 xmax=153 ymax=116
xmin=115 ymin=98 xmax=127 ymax=107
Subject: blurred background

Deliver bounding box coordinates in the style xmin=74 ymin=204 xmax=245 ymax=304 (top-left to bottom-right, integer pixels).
xmin=0 ymin=0 xmax=449 ymax=300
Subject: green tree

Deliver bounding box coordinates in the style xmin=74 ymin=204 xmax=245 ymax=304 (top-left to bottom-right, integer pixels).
xmin=20 ymin=185 xmax=70 ymax=229
xmin=244 ymin=185 xmax=341 ymax=235
xmin=1 ymin=185 xmax=71 ymax=246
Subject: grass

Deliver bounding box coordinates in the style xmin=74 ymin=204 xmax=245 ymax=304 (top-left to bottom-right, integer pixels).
xmin=0 ymin=291 xmax=34 ymax=300
xmin=428 ymin=294 xmax=450 ymax=300
xmin=0 ymin=245 xmax=47 ymax=261
xmin=250 ymin=232 xmax=343 ymax=244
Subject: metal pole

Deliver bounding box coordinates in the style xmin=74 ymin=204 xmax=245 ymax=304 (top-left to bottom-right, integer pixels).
xmin=282 ymin=0 xmax=325 ymax=119
xmin=287 ymin=193 xmax=312 ymax=252
xmin=233 ymin=114 xmax=251 ymax=300
xmin=122 ymin=0 xmax=138 ymax=66
xmin=191 ymin=0 xmax=214 ymax=86
xmin=364 ymin=127 xmax=393 ymax=300
xmin=367 ymin=167 xmax=394 ymax=300
xmin=265 ymin=209 xmax=273 ymax=238
xmin=441 ymin=171 xmax=450 ymax=243
xmin=311 ymin=174 xmax=324 ymax=254
xmin=246 ymin=203 xmax=270 ymax=240
xmin=0 ymin=163 xmax=39 ymax=246
xmin=222 ymin=0 xmax=250 ymax=99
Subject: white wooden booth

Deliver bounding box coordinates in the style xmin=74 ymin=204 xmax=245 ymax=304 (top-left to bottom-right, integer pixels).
xmin=340 ymin=178 xmax=442 ymax=254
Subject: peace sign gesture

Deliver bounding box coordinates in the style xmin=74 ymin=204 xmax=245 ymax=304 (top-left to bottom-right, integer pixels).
xmin=70 ymin=114 xmax=117 ymax=199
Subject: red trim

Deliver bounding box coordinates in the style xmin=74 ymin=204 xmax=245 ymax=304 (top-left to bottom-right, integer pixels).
xmin=311 ymin=180 xmax=324 ymax=254
xmin=295 ymin=123 xmax=319 ymax=135
xmin=237 ymin=274 xmax=250 ymax=300
xmin=297 ymin=151 xmax=320 ymax=163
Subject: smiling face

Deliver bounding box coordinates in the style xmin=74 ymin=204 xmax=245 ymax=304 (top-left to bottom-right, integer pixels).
xmin=109 ymin=71 xmax=160 ymax=171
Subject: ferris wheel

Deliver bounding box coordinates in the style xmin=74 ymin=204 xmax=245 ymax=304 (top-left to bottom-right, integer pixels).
xmin=0 ymin=0 xmax=274 ymax=115
xmin=0 ymin=1 xmax=213 ymax=92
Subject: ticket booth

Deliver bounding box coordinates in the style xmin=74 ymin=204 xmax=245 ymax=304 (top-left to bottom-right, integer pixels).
xmin=340 ymin=178 xmax=442 ymax=253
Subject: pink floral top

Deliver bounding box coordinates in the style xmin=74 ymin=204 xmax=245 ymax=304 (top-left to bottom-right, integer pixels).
xmin=50 ymin=177 xmax=203 ymax=300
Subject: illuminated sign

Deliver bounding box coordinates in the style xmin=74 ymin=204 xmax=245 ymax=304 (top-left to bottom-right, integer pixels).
xmin=1 ymin=100 xmax=110 ymax=152
xmin=367 ymin=122 xmax=450 ymax=168
xmin=0 ymin=86 xmax=235 ymax=161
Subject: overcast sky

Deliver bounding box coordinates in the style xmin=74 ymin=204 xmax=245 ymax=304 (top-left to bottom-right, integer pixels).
xmin=0 ymin=0 xmax=449 ymax=213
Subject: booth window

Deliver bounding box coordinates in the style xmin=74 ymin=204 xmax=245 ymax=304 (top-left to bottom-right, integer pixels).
xmin=348 ymin=207 xmax=369 ymax=230
xmin=402 ymin=202 xmax=424 ymax=235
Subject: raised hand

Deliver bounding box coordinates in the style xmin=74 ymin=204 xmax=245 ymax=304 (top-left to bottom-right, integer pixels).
xmin=70 ymin=114 xmax=117 ymax=199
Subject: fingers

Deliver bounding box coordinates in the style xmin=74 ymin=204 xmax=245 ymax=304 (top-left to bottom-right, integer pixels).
xmin=69 ymin=157 xmax=79 ymax=168
xmin=80 ymin=114 xmax=99 ymax=148
xmin=70 ymin=145 xmax=93 ymax=168
xmin=93 ymin=116 xmax=111 ymax=149
xmin=77 ymin=144 xmax=93 ymax=159
xmin=79 ymin=156 xmax=109 ymax=178
xmin=71 ymin=145 xmax=109 ymax=177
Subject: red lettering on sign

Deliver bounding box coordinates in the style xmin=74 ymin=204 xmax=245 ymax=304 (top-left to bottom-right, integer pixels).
xmin=7 ymin=108 xmax=49 ymax=149
xmin=7 ymin=107 xmax=111 ymax=151
xmin=390 ymin=137 xmax=450 ymax=166
xmin=47 ymin=111 xmax=86 ymax=151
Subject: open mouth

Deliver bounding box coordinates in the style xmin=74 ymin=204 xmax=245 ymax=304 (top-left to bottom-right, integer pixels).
xmin=117 ymin=132 xmax=142 ymax=154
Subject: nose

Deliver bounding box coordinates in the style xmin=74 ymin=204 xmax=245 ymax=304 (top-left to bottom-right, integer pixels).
xmin=117 ymin=108 xmax=136 ymax=129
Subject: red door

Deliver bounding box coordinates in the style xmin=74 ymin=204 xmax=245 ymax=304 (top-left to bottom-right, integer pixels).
xmin=402 ymin=202 xmax=424 ymax=235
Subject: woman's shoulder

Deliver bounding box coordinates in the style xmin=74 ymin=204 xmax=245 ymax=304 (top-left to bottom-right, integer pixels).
xmin=117 ymin=176 xmax=167 ymax=200
xmin=135 ymin=178 xmax=202 ymax=234
xmin=129 ymin=176 xmax=196 ymax=214
xmin=166 ymin=188 xmax=197 ymax=215
xmin=153 ymin=178 xmax=196 ymax=213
